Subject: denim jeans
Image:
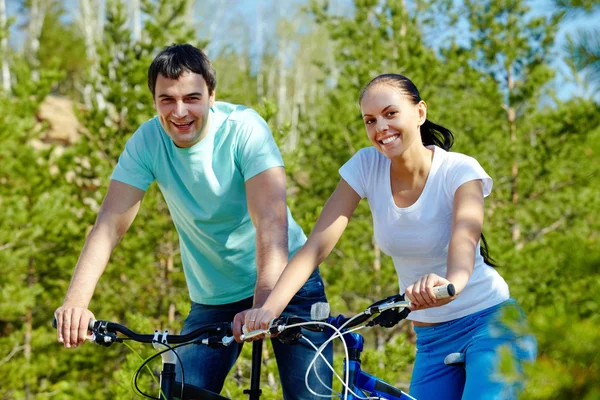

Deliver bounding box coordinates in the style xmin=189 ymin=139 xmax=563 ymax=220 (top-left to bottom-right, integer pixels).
xmin=410 ymin=299 xmax=538 ymax=400
xmin=175 ymin=269 xmax=333 ymax=399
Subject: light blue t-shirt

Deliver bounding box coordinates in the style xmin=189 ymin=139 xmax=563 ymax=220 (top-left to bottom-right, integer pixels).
xmin=111 ymin=101 xmax=307 ymax=305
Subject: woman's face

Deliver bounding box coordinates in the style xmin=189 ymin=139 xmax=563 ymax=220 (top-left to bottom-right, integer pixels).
xmin=360 ymin=84 xmax=426 ymax=159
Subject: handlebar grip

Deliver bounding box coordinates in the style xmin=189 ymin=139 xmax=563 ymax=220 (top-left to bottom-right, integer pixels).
xmin=52 ymin=317 xmax=96 ymax=330
xmin=433 ymin=284 xmax=455 ymax=299
xmin=240 ymin=329 xmax=265 ymax=341
xmin=240 ymin=317 xmax=284 ymax=341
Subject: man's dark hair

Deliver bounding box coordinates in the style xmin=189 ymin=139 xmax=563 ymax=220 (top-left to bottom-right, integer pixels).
xmin=147 ymin=44 xmax=217 ymax=97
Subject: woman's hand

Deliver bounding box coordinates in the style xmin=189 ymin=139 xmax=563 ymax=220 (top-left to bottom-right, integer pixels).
xmin=405 ymin=274 xmax=456 ymax=311
xmin=232 ymin=307 xmax=278 ymax=343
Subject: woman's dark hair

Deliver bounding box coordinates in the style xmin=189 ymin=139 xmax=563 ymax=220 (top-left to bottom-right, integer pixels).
xmin=359 ymin=73 xmax=497 ymax=267
xmin=148 ymin=43 xmax=217 ymax=97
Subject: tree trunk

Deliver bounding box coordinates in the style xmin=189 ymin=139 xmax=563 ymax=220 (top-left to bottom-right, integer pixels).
xmin=26 ymin=0 xmax=46 ymax=82
xmin=373 ymin=240 xmax=385 ymax=359
xmin=256 ymin=3 xmax=264 ymax=103
xmin=167 ymin=242 xmax=175 ymax=324
xmin=276 ymin=43 xmax=288 ymax=127
xmin=159 ymin=241 xmax=176 ymax=323
xmin=399 ymin=0 xmax=407 ymax=37
xmin=262 ymin=345 xmax=277 ymax=391
xmin=130 ymin=0 xmax=141 ymax=42
xmin=0 ymin=0 xmax=10 ymax=92
xmin=79 ymin=0 xmax=105 ymax=110
xmin=505 ymin=69 xmax=521 ymax=249
xmin=203 ymin=0 xmax=226 ymax=54
xmin=24 ymin=257 xmax=35 ymax=399
xmin=289 ymin=61 xmax=304 ymax=152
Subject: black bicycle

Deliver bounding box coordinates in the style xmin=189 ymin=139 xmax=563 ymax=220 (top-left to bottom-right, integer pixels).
xmin=53 ymin=318 xmax=248 ymax=399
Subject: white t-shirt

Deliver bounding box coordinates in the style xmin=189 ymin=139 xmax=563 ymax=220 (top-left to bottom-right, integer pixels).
xmin=339 ymin=145 xmax=509 ymax=323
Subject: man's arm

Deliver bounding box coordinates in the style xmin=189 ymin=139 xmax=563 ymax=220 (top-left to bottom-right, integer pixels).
xmin=244 ymin=167 xmax=289 ymax=307
xmin=54 ymin=180 xmax=145 ymax=348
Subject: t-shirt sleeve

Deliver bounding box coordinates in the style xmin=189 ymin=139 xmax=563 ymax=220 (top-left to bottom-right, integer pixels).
xmin=448 ymin=155 xmax=493 ymax=198
xmin=235 ymin=109 xmax=284 ymax=181
xmin=111 ymin=127 xmax=155 ymax=191
xmin=339 ymin=149 xmax=368 ymax=199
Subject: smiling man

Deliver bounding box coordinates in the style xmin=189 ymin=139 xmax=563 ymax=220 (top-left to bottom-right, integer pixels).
xmin=54 ymin=44 xmax=332 ymax=399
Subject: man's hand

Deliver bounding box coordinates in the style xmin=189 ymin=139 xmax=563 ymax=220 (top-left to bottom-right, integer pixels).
xmin=54 ymin=305 xmax=95 ymax=348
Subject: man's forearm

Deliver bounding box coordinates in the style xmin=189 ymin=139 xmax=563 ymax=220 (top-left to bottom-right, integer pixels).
xmin=253 ymin=219 xmax=288 ymax=307
xmin=63 ymin=224 xmax=120 ymax=307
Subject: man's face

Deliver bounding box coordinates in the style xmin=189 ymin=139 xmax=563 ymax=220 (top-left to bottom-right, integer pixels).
xmin=153 ymin=71 xmax=215 ymax=148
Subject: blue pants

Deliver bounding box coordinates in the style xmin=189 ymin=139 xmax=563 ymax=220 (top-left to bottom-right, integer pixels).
xmin=410 ymin=299 xmax=537 ymax=400
xmin=175 ymin=269 xmax=333 ymax=399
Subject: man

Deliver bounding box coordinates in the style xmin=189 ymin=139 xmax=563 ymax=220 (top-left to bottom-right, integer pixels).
xmin=54 ymin=44 xmax=332 ymax=398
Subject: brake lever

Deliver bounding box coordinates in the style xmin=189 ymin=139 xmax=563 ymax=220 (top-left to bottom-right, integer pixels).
xmin=368 ymin=306 xmax=411 ymax=328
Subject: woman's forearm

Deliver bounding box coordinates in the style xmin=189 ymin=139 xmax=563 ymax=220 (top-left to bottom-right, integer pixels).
xmin=445 ymin=237 xmax=476 ymax=294
xmin=262 ymin=241 xmax=323 ymax=316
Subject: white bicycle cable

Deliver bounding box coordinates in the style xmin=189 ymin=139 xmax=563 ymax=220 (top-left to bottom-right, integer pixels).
xmin=275 ymin=321 xmax=352 ymax=398
xmin=244 ymin=302 xmax=409 ymax=399
xmin=303 ymin=325 xmax=380 ymax=400
xmin=304 ymin=304 xmax=410 ymax=400
xmin=281 ymin=311 xmax=385 ymax=400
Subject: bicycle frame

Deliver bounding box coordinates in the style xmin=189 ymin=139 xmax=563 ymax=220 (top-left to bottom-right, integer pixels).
xmin=343 ymin=333 xmax=415 ymax=400
xmin=154 ymin=339 xmax=264 ymax=400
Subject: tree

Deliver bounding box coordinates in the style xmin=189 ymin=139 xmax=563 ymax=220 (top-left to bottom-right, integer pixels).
xmin=0 ymin=0 xmax=11 ymax=92
xmin=0 ymin=49 xmax=69 ymax=400
xmin=463 ymin=0 xmax=561 ymax=249
xmin=556 ymin=0 xmax=600 ymax=87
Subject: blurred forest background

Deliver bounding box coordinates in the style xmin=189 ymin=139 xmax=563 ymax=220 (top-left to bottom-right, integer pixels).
xmin=0 ymin=0 xmax=599 ymax=398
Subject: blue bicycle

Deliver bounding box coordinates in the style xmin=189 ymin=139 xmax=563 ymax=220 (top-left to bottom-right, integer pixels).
xmin=241 ymin=284 xmax=456 ymax=399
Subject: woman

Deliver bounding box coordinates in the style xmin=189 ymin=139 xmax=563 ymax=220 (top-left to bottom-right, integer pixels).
xmin=243 ymin=74 xmax=537 ymax=399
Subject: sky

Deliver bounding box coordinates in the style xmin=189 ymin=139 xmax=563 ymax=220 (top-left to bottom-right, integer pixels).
xmin=6 ymin=0 xmax=600 ymax=101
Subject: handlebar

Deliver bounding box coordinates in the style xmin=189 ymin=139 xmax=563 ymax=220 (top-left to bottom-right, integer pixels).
xmin=240 ymin=283 xmax=455 ymax=341
xmin=53 ymin=318 xmax=233 ymax=347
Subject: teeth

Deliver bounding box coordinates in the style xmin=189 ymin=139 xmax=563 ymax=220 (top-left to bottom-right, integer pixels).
xmin=381 ymin=135 xmax=399 ymax=144
xmin=172 ymin=121 xmax=192 ymax=127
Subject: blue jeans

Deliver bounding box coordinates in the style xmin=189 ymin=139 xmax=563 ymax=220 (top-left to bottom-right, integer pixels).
xmin=410 ymin=299 xmax=537 ymax=400
xmin=175 ymin=269 xmax=333 ymax=399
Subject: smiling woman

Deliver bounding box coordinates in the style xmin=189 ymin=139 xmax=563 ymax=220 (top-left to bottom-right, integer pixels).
xmin=245 ymin=73 xmax=537 ymax=399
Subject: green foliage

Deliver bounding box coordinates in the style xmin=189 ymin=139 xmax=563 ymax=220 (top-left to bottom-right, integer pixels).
xmin=1 ymin=0 xmax=598 ymax=398
xmin=0 ymin=45 xmax=76 ymax=399
xmin=37 ymin=1 xmax=88 ymax=97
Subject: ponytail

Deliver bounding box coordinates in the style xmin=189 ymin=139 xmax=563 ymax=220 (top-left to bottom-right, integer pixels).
xmin=420 ymin=119 xmax=454 ymax=151
xmin=480 ymin=233 xmax=498 ymax=268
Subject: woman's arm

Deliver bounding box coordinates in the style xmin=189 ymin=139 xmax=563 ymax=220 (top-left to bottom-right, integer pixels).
xmin=445 ymin=179 xmax=485 ymax=293
xmin=239 ymin=178 xmax=361 ymax=335
xmin=406 ymin=179 xmax=485 ymax=308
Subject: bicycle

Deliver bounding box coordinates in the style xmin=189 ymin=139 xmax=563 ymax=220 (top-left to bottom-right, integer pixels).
xmin=53 ymin=318 xmax=246 ymax=399
xmin=53 ymin=283 xmax=454 ymax=399
xmin=240 ymin=284 xmax=456 ymax=400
